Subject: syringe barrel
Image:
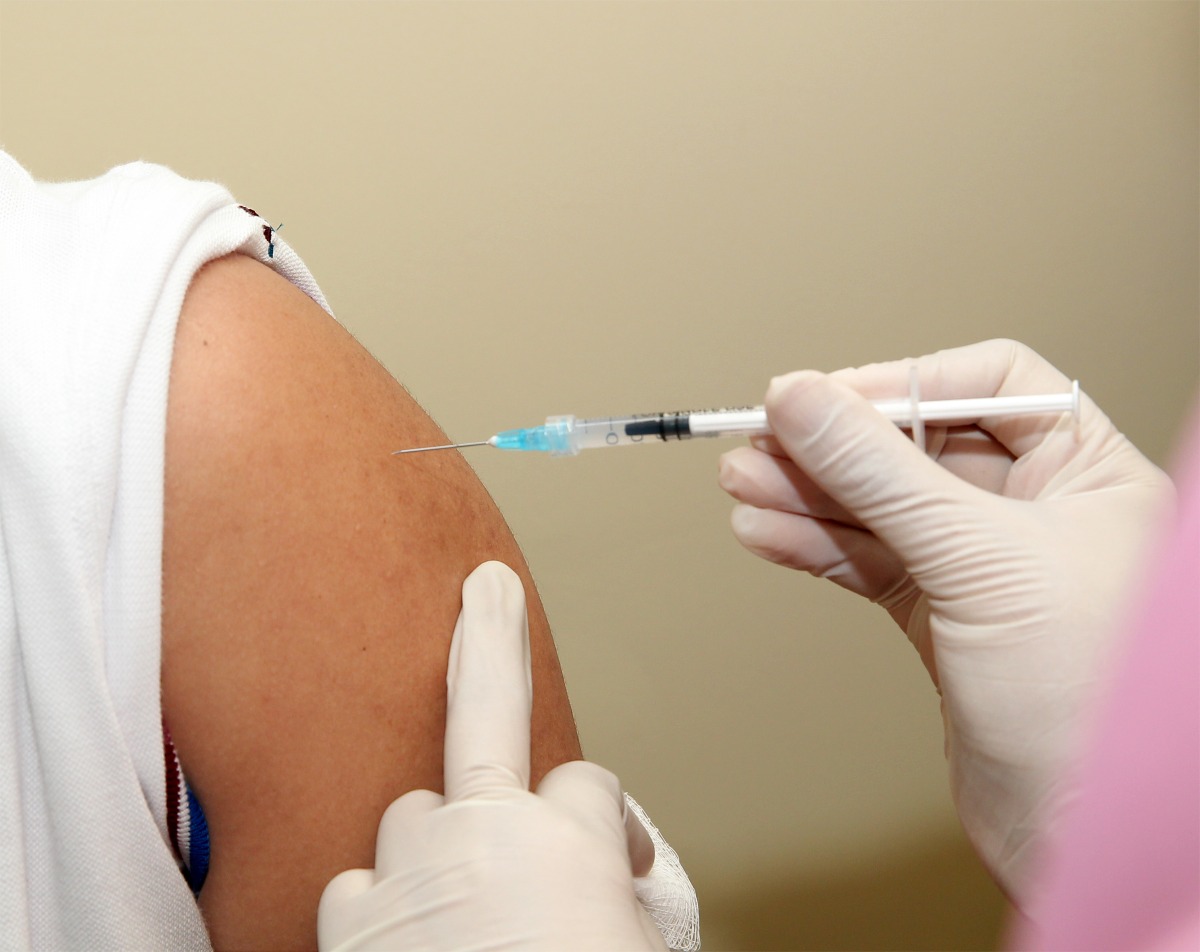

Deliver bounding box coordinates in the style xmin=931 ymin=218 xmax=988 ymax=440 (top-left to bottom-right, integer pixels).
xmin=566 ymin=413 xmax=694 ymax=452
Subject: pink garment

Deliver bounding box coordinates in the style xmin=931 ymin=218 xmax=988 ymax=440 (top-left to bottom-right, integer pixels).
xmin=1012 ymin=408 xmax=1200 ymax=950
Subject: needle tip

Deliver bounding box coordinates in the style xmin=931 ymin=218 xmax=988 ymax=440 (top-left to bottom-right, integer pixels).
xmin=392 ymin=440 xmax=491 ymax=456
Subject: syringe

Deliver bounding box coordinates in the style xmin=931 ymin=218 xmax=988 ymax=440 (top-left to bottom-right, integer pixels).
xmin=394 ymin=382 xmax=1080 ymax=457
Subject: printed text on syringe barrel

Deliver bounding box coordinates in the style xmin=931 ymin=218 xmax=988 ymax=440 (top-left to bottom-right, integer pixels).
xmin=621 ymin=409 xmax=758 ymax=441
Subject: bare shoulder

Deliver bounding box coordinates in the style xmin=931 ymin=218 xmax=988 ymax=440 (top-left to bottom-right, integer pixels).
xmin=162 ymin=253 xmax=580 ymax=949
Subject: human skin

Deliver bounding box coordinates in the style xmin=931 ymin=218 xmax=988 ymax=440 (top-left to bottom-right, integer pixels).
xmin=161 ymin=253 xmax=583 ymax=949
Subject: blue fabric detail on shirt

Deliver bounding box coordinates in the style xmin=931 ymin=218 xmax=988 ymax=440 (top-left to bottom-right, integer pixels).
xmin=184 ymin=782 xmax=211 ymax=896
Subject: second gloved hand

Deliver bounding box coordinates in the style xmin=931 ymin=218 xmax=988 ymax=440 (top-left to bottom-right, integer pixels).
xmin=718 ymin=339 xmax=1175 ymax=902
xmin=318 ymin=562 xmax=667 ymax=952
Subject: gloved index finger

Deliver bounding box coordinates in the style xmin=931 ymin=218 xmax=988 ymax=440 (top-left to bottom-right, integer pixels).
xmin=443 ymin=561 xmax=533 ymax=801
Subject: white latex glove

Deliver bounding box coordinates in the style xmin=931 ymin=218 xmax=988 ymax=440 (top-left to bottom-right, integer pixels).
xmin=717 ymin=339 xmax=1174 ymax=901
xmin=318 ymin=561 xmax=667 ymax=951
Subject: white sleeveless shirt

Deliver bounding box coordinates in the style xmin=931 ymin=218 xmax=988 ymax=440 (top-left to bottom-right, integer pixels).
xmin=0 ymin=153 xmax=330 ymax=949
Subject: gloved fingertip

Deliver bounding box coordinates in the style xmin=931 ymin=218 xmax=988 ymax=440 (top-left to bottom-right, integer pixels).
xmin=317 ymin=867 xmax=377 ymax=951
xmin=462 ymin=559 xmax=520 ymax=599
xmin=766 ymin=369 xmax=826 ymax=404
xmin=729 ymin=503 xmax=766 ymax=543
xmin=318 ymin=866 xmax=374 ymax=909
xmin=764 ymin=370 xmax=837 ymax=440
xmin=460 ymin=560 xmax=527 ymax=634
xmin=716 ymin=452 xmax=741 ymax=492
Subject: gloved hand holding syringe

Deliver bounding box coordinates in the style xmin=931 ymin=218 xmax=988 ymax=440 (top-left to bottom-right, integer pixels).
xmin=394 ymin=379 xmax=1080 ymax=457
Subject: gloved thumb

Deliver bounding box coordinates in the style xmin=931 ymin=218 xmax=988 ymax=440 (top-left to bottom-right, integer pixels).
xmin=763 ymin=370 xmax=993 ymax=572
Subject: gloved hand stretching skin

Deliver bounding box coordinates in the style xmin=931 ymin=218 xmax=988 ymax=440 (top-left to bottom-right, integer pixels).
xmin=717 ymin=339 xmax=1175 ymax=903
xmin=317 ymin=561 xmax=667 ymax=952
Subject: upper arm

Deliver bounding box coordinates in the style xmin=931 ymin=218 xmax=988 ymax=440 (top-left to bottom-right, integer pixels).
xmin=161 ymin=253 xmax=581 ymax=949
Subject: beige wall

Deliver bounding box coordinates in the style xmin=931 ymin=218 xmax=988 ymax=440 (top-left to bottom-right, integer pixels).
xmin=3 ymin=2 xmax=1195 ymax=948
